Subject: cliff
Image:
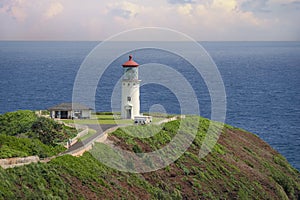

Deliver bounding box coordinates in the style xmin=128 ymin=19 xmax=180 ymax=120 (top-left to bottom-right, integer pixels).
xmin=0 ymin=116 xmax=299 ymax=199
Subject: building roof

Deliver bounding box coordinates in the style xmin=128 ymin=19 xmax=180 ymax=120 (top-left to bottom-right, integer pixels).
xmin=48 ymin=103 xmax=92 ymax=111
xmin=122 ymin=55 xmax=139 ymax=67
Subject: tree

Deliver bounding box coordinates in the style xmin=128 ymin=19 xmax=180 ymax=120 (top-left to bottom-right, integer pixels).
xmin=30 ymin=117 xmax=65 ymax=145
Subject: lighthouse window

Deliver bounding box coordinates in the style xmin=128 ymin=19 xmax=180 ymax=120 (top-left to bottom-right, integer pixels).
xmin=127 ymin=96 xmax=131 ymax=101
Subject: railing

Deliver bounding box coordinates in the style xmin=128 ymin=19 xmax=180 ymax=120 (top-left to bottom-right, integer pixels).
xmin=63 ymin=126 xmax=120 ymax=156
xmin=0 ymin=116 xmax=182 ymax=168
xmin=65 ymin=125 xmax=89 ymax=148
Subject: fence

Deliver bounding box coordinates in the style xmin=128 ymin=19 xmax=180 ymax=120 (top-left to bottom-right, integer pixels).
xmin=64 ymin=126 xmax=119 ymax=156
xmin=63 ymin=124 xmax=89 ymax=148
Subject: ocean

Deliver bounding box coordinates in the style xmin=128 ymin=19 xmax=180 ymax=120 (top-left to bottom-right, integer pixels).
xmin=0 ymin=41 xmax=299 ymax=170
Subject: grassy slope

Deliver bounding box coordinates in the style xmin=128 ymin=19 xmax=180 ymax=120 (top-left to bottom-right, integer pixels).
xmin=63 ymin=114 xmax=163 ymax=125
xmin=0 ymin=135 xmax=64 ymax=158
xmin=1 ymin=117 xmax=300 ymax=199
xmin=0 ymin=111 xmax=77 ymax=158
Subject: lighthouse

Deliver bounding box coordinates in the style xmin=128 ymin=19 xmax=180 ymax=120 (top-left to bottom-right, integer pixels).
xmin=121 ymin=55 xmax=140 ymax=119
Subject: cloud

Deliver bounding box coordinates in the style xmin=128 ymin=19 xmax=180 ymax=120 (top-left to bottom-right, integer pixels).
xmin=211 ymin=0 xmax=238 ymax=12
xmin=170 ymin=0 xmax=273 ymax=40
xmin=107 ymin=2 xmax=140 ymax=19
xmin=280 ymin=0 xmax=300 ymax=10
xmin=0 ymin=0 xmax=27 ymax=21
xmin=44 ymin=2 xmax=63 ymax=19
xmin=109 ymin=8 xmax=133 ymax=19
xmin=240 ymin=0 xmax=270 ymax=13
xmin=0 ymin=0 xmax=299 ymax=41
xmin=177 ymin=4 xmax=193 ymax=15
xmin=10 ymin=5 xmax=27 ymax=21
xmin=168 ymin=0 xmax=195 ymax=4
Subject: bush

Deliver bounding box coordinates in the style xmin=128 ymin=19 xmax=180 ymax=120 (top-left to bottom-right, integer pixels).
xmin=29 ymin=117 xmax=65 ymax=145
xmin=0 ymin=110 xmax=37 ymax=136
xmin=132 ymin=144 xmax=142 ymax=154
xmin=0 ymin=111 xmax=77 ymax=146
xmin=0 ymin=135 xmax=65 ymax=158
xmin=0 ymin=144 xmax=28 ymax=158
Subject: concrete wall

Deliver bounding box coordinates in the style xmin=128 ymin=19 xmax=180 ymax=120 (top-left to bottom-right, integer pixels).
xmin=0 ymin=156 xmax=39 ymax=169
xmin=65 ymin=126 xmax=118 ymax=157
xmin=64 ymin=125 xmax=89 ymax=148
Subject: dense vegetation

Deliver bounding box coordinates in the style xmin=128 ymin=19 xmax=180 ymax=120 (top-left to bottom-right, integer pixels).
xmin=0 ymin=135 xmax=64 ymax=158
xmin=0 ymin=110 xmax=76 ymax=158
xmin=0 ymin=114 xmax=299 ymax=199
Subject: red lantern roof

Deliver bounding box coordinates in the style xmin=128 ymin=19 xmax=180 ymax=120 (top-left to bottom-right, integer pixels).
xmin=122 ymin=55 xmax=139 ymax=67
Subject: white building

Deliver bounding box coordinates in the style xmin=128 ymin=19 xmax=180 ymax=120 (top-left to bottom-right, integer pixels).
xmin=48 ymin=102 xmax=92 ymax=119
xmin=134 ymin=115 xmax=152 ymax=125
xmin=121 ymin=55 xmax=140 ymax=119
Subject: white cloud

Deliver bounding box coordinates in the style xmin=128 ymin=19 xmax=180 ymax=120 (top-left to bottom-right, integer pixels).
xmin=211 ymin=0 xmax=238 ymax=12
xmin=177 ymin=3 xmax=193 ymax=16
xmin=0 ymin=0 xmax=27 ymax=21
xmin=0 ymin=0 xmax=299 ymax=40
xmin=44 ymin=2 xmax=64 ymax=19
xmin=10 ymin=5 xmax=27 ymax=21
xmin=107 ymin=2 xmax=142 ymax=19
xmin=168 ymin=0 xmax=195 ymax=4
xmin=163 ymin=0 xmax=279 ymax=41
xmin=239 ymin=0 xmax=269 ymax=13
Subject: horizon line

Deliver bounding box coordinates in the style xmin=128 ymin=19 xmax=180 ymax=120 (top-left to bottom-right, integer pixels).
xmin=0 ymin=40 xmax=299 ymax=42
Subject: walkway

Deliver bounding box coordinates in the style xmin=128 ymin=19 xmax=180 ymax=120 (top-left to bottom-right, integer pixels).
xmin=64 ymin=116 xmax=181 ymax=155
xmin=0 ymin=124 xmax=118 ymax=168
xmin=64 ymin=124 xmax=117 ymax=154
xmin=1 ymin=117 xmax=181 ymax=168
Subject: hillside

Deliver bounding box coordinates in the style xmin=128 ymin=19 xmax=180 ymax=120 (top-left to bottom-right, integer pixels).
xmin=0 ymin=110 xmax=77 ymax=158
xmin=0 ymin=114 xmax=299 ymax=199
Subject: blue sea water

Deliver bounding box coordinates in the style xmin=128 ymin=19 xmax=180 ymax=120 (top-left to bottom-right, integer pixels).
xmin=0 ymin=41 xmax=299 ymax=170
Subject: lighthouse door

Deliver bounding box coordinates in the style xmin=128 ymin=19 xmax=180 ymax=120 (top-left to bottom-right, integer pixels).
xmin=126 ymin=108 xmax=132 ymax=119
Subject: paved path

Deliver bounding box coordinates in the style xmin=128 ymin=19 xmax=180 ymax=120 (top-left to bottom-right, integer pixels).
xmin=1 ymin=117 xmax=181 ymax=168
xmin=64 ymin=124 xmax=117 ymax=154
xmin=65 ymin=116 xmax=181 ymax=154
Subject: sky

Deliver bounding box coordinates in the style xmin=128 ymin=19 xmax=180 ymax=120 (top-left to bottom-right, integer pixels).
xmin=0 ymin=0 xmax=299 ymax=41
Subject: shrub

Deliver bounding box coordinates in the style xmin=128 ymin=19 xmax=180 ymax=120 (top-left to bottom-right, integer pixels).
xmin=0 ymin=110 xmax=37 ymax=136
xmin=132 ymin=144 xmax=142 ymax=154
xmin=29 ymin=117 xmax=65 ymax=145
xmin=0 ymin=111 xmax=77 ymax=147
xmin=0 ymin=134 xmax=65 ymax=159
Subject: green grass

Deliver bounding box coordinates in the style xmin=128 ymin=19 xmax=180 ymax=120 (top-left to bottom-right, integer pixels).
xmin=79 ymin=129 xmax=97 ymax=141
xmin=0 ymin=134 xmax=65 ymax=159
xmin=63 ymin=114 xmax=165 ymax=125
xmin=1 ymin=114 xmax=300 ymax=199
xmin=63 ymin=114 xmax=132 ymax=125
xmin=64 ymin=119 xmax=132 ymax=125
xmin=95 ymin=115 xmax=118 ymax=120
xmin=0 ymin=111 xmax=76 ymax=158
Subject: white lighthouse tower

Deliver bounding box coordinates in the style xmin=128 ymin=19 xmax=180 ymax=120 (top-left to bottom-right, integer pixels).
xmin=121 ymin=55 xmax=140 ymax=119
